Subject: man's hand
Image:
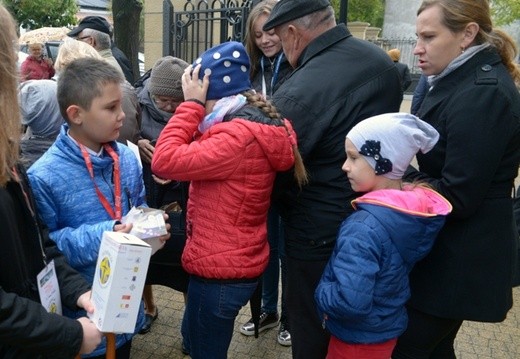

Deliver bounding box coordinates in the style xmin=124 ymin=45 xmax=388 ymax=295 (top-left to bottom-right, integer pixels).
xmin=76 ymin=290 xmax=95 ymax=314
xmin=77 ymin=317 xmax=102 ymax=355
xmin=152 ymin=174 xmax=172 ymax=185
xmin=137 ymin=139 xmax=154 ymax=164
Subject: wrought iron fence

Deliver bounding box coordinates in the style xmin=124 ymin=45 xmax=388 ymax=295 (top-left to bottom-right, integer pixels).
xmin=162 ymin=0 xmax=421 ymax=85
xmin=164 ymin=0 xmax=253 ymax=63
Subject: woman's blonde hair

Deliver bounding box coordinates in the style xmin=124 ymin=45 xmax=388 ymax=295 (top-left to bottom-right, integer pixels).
xmin=418 ymin=0 xmax=520 ymax=86
xmin=0 ymin=5 xmax=21 ymax=186
xmin=243 ymin=91 xmax=308 ymax=187
xmin=244 ymin=0 xmax=279 ymax=80
xmin=54 ymin=37 xmax=103 ymax=73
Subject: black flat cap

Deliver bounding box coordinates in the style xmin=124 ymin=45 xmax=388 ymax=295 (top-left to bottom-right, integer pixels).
xmin=263 ymin=0 xmax=331 ymax=31
xmin=68 ymin=16 xmax=111 ymax=37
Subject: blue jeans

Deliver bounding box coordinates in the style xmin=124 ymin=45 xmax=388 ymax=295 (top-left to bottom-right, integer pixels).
xmin=181 ymin=303 xmax=189 ymax=352
xmin=186 ymin=276 xmax=258 ymax=359
xmin=262 ymin=206 xmax=287 ymax=319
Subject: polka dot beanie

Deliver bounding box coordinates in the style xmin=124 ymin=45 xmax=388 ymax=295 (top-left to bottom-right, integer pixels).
xmin=194 ymin=41 xmax=252 ymax=100
xmin=347 ymin=113 xmax=439 ymax=180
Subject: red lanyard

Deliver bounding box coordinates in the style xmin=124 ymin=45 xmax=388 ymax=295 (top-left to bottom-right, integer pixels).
xmin=79 ymin=143 xmax=122 ymax=220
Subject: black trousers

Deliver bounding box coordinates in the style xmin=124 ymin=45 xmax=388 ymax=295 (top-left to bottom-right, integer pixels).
xmin=392 ymin=306 xmax=463 ymax=359
xmin=286 ymin=256 xmax=330 ymax=359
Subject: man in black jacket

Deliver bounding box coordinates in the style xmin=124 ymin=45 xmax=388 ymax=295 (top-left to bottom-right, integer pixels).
xmin=264 ymin=0 xmax=402 ymax=357
xmin=388 ymin=48 xmax=412 ymax=93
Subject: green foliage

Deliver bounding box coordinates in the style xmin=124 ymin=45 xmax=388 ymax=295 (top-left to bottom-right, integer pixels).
xmin=491 ymin=0 xmax=520 ymax=26
xmin=330 ymin=0 xmax=385 ymax=28
xmin=4 ymin=0 xmax=78 ymax=29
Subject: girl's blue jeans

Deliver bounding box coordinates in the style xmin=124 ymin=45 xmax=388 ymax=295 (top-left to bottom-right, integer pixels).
xmin=185 ymin=276 xmax=258 ymax=359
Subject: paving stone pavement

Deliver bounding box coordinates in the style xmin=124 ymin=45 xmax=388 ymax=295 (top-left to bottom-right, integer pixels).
xmin=130 ymin=285 xmax=520 ymax=358
xmin=131 ymin=97 xmax=520 ymax=358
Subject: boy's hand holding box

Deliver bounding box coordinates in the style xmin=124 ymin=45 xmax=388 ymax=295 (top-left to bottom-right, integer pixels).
xmin=121 ymin=206 xmax=167 ymax=255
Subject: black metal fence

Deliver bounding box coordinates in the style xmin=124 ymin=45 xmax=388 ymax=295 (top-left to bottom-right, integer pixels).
xmin=163 ymin=0 xmax=254 ymax=63
xmin=162 ymin=0 xmax=421 ymax=90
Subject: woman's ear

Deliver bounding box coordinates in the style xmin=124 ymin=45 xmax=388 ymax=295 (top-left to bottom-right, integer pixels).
xmin=462 ymin=22 xmax=479 ymax=48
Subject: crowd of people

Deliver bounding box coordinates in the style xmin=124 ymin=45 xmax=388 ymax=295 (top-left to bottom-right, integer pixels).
xmin=1 ymin=0 xmax=519 ymax=358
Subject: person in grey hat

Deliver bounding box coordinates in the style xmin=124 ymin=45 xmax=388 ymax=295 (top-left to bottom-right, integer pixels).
xmin=262 ymin=0 xmax=403 ymax=357
xmin=315 ymin=113 xmax=451 ymax=358
xmin=19 ymin=79 xmax=65 ymax=169
xmin=135 ymin=56 xmax=191 ymax=342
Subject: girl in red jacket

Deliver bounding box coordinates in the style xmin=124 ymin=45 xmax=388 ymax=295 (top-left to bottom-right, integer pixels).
xmin=152 ymin=41 xmax=306 ymax=359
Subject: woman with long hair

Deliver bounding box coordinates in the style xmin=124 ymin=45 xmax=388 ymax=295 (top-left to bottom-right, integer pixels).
xmin=393 ymin=1 xmax=520 ymax=357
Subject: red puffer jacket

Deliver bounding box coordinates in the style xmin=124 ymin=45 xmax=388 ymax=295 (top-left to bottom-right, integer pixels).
xmin=152 ymin=101 xmax=296 ymax=279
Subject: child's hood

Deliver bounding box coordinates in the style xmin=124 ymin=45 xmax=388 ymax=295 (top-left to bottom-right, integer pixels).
xmin=352 ymin=185 xmax=452 ymax=265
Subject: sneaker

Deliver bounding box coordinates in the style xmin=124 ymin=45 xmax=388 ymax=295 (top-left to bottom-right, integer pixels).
xmin=277 ymin=321 xmax=292 ymax=346
xmin=239 ymin=311 xmax=279 ymax=336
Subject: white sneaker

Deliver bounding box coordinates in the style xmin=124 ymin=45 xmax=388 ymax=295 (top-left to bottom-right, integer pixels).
xmin=277 ymin=321 xmax=292 ymax=346
xmin=239 ymin=311 xmax=279 ymax=336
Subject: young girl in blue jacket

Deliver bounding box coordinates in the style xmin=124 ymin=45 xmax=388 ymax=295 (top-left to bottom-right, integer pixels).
xmin=314 ymin=113 xmax=452 ymax=358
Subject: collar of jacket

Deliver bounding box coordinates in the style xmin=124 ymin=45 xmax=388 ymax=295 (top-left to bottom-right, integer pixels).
xmin=223 ymin=104 xmax=284 ymax=127
xmin=418 ymin=49 xmax=501 ymax=119
xmin=296 ymin=24 xmax=351 ymax=69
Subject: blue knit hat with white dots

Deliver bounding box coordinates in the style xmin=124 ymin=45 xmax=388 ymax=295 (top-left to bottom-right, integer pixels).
xmin=194 ymin=41 xmax=252 ymax=100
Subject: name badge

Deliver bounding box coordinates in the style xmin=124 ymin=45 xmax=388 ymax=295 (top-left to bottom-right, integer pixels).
xmin=37 ymin=260 xmax=62 ymax=315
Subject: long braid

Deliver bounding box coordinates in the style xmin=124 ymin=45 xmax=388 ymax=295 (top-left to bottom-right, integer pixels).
xmin=243 ymin=91 xmax=309 ymax=187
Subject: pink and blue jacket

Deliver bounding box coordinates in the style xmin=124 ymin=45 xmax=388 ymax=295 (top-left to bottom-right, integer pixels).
xmin=315 ymin=185 xmax=451 ymax=344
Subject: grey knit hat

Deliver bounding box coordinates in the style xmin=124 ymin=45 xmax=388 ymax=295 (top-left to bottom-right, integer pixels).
xmin=148 ymin=56 xmax=189 ymax=98
xmin=19 ymin=79 xmax=65 ymax=138
xmin=347 ymin=113 xmax=439 ymax=180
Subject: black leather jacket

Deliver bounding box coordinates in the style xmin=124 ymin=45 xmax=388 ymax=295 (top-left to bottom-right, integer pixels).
xmin=0 ymin=165 xmax=90 ymax=358
xmin=272 ymin=24 xmax=402 ymax=260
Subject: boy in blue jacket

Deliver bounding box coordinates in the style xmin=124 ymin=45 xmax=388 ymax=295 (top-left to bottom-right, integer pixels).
xmin=28 ymin=58 xmax=169 ymax=359
xmin=315 ymin=113 xmax=452 ymax=358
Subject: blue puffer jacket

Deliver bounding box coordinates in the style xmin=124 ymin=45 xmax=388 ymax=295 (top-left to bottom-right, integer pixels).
xmin=315 ymin=186 xmax=451 ymax=344
xmin=28 ymin=124 xmax=147 ymax=357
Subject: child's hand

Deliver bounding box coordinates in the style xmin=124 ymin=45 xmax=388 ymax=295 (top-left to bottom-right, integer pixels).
xmin=182 ymin=64 xmax=209 ymax=104
xmin=113 ymin=223 xmax=132 ymax=233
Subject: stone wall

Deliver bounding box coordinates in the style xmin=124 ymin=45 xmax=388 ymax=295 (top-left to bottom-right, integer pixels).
xmin=382 ymin=0 xmax=420 ymax=39
xmin=143 ymin=0 xmax=185 ymax=72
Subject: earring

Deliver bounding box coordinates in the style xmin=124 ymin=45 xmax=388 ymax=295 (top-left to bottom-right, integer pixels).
xmin=461 ymin=47 xmax=465 ymax=54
